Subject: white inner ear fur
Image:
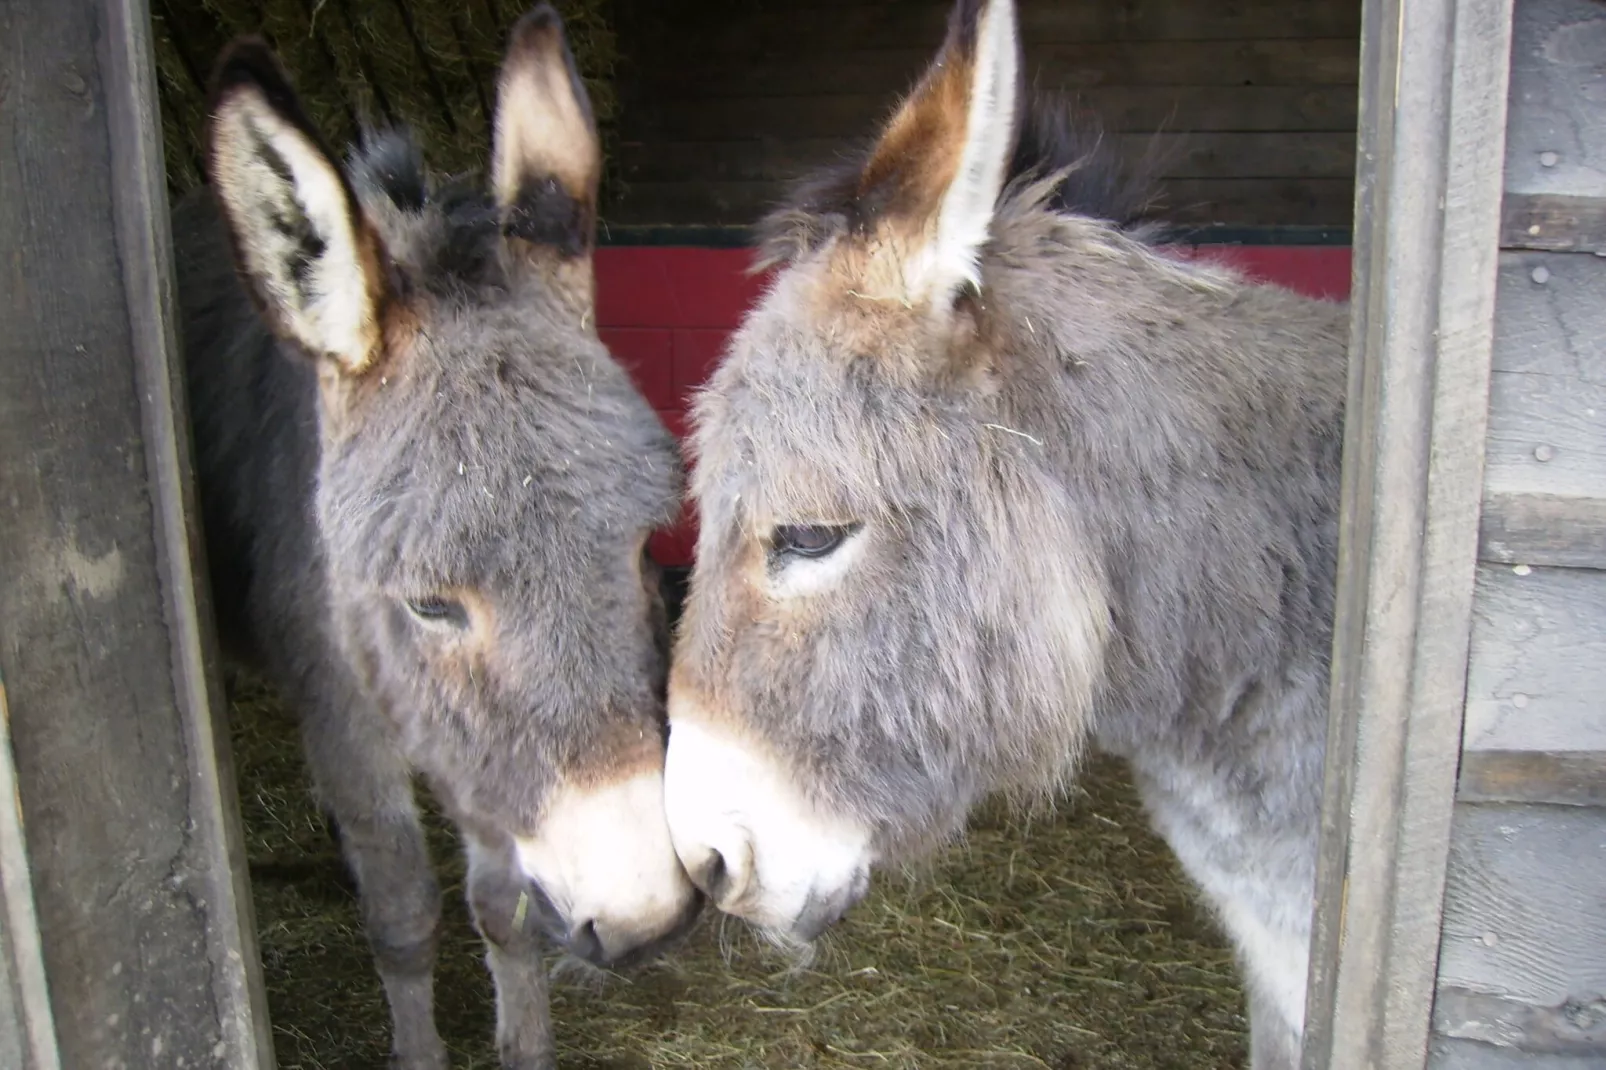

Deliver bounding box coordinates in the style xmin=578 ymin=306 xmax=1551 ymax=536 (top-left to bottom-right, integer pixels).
xmin=766 ymin=526 xmax=869 ymax=600
xmin=211 ymin=94 xmax=378 ymax=373
xmin=907 ymin=0 xmax=1021 ymax=307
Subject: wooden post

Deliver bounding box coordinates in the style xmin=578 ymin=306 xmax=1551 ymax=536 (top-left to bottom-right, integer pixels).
xmin=0 ymin=1 xmax=274 ymax=1067
xmin=1301 ymin=0 xmax=1514 ymax=1067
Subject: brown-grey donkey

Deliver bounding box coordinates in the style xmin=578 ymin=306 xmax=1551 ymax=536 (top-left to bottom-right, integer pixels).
xmin=661 ymin=0 xmax=1349 ymax=1066
xmin=172 ymin=8 xmax=699 ymax=1068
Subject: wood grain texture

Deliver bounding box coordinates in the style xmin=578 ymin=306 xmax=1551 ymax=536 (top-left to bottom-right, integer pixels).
xmin=1428 ymin=1035 xmax=1606 ymax=1070
xmin=1502 ymin=0 xmax=1606 ymax=201
xmin=1478 ymin=491 xmax=1606 ymax=569
xmin=0 ymin=1 xmax=272 ymax=1067
xmin=1458 ymin=750 xmax=1606 ymax=807
xmin=1500 ymin=192 xmax=1606 ymax=253
xmin=634 ymin=86 xmax=1361 ymax=142
xmin=610 ymin=0 xmax=1363 ymax=227
xmin=637 ymin=0 xmax=1363 ymax=52
xmin=1435 ymin=804 xmax=1606 ymax=1042
xmin=1462 ymin=564 xmax=1606 ymax=755
xmin=1303 ymin=0 xmax=1513 ymax=1066
xmin=606 ymin=178 xmax=1359 ymax=228
xmin=1484 ymin=252 xmax=1606 ymax=502
xmin=618 ymin=132 xmax=1359 ymax=184
xmin=0 ymin=684 xmax=63 ymax=1070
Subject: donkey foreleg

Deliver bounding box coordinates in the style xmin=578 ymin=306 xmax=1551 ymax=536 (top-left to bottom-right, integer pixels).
xmin=301 ymin=696 xmax=448 ymax=1070
xmin=467 ymin=834 xmax=557 ymax=1070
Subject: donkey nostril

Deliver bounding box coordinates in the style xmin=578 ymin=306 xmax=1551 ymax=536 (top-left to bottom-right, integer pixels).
xmin=568 ymin=918 xmax=602 ymax=964
xmin=692 ymin=849 xmax=730 ymax=903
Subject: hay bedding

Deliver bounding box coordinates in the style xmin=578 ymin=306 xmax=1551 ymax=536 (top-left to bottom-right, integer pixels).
xmin=230 ymin=669 xmax=1248 ymax=1070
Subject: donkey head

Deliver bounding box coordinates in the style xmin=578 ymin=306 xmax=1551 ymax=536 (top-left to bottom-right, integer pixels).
xmin=205 ymin=7 xmax=698 ymax=964
xmin=664 ymin=0 xmax=1119 ymax=942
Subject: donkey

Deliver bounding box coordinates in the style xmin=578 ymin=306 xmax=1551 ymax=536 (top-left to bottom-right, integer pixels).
xmin=173 ymin=8 xmax=698 ymax=1068
xmin=660 ymin=0 xmax=1348 ymax=1066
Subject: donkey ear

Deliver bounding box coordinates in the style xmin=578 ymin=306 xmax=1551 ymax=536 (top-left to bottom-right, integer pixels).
xmin=206 ymin=38 xmax=389 ymax=376
xmin=490 ymin=5 xmax=601 ymax=260
xmin=860 ymin=0 xmax=1021 ymax=307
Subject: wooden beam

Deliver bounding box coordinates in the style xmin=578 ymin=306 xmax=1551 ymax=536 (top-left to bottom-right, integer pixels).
xmin=1478 ymin=491 xmax=1606 ymax=569
xmin=0 ymin=684 xmax=62 ymax=1070
xmin=1301 ymin=0 xmax=1514 ymax=1068
xmin=1501 ymin=0 xmax=1606 ymax=203
xmin=1458 ymin=751 xmax=1606 ymax=807
xmin=0 ymin=1 xmax=273 ymax=1067
xmin=1432 ymin=804 xmax=1606 ymax=1058
xmin=1462 ymin=563 xmax=1606 ymax=757
xmin=1500 ymin=192 xmax=1606 ymax=253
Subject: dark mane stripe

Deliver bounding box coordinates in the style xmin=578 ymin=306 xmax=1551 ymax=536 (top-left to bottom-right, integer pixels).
xmin=755 ymin=93 xmax=1165 ymax=268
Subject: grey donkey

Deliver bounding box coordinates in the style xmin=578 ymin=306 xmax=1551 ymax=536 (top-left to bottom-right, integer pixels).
xmin=661 ymin=0 xmax=1348 ymax=1066
xmin=173 ymin=9 xmax=699 ymax=1068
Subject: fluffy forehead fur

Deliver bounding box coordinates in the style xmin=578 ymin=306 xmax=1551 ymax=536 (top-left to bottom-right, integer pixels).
xmin=320 ymin=129 xmax=681 ymax=592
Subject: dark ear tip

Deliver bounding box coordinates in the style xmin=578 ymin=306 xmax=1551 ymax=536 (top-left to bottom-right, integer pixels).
xmin=509 ymin=4 xmax=566 ymax=51
xmin=207 ymin=36 xmax=294 ymax=110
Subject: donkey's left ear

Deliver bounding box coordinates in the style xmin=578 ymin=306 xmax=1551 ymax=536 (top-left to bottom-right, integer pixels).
xmin=206 ymin=38 xmax=391 ymax=377
xmin=859 ymin=0 xmax=1022 ymax=308
xmin=490 ymin=5 xmax=601 ymax=268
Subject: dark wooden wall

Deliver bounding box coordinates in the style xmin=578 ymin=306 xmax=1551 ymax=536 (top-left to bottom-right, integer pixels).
xmin=606 ymin=0 xmax=1362 ymax=230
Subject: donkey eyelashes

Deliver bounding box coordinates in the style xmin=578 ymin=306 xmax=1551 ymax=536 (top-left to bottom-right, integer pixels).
xmin=406 ymin=595 xmax=470 ymax=629
xmin=769 ymin=523 xmax=861 ymax=561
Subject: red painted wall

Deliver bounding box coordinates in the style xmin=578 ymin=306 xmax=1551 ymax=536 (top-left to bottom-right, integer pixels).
xmin=595 ymin=246 xmax=1354 ymax=566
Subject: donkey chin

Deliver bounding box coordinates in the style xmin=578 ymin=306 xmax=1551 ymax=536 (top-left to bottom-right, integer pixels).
xmin=507 ymin=767 xmax=705 ymax=967
xmin=663 ymin=716 xmax=876 ymax=946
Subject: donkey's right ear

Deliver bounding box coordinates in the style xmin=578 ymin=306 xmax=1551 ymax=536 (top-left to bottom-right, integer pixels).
xmin=206 ymin=39 xmax=390 ymax=376
xmin=490 ymin=6 xmax=601 ymax=264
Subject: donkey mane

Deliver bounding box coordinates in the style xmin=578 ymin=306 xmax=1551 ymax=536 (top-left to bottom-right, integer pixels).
xmin=344 ymin=126 xmax=558 ymax=295
xmin=755 ymin=92 xmax=1164 ymax=269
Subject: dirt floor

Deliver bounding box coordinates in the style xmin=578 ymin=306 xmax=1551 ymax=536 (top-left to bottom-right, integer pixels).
xmin=229 ymin=671 xmax=1248 ymax=1070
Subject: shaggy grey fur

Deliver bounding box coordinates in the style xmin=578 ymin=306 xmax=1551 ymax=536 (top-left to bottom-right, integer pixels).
xmin=671 ymin=1 xmax=1348 ymax=1065
xmin=173 ymin=17 xmax=689 ymax=1069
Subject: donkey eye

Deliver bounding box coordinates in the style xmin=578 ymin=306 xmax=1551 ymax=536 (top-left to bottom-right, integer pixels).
xmin=406 ymin=596 xmax=469 ymax=628
xmin=770 ymin=524 xmax=855 ymax=560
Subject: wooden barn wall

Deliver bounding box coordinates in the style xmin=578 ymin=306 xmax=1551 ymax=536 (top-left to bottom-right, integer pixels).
xmin=1430 ymin=0 xmax=1606 ymax=1065
xmin=605 ymin=0 xmax=1363 ymax=229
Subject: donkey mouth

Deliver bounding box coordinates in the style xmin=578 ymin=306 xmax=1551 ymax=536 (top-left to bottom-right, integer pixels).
xmin=786 ymin=868 xmax=873 ymax=943
xmin=564 ymin=890 xmax=707 ymax=970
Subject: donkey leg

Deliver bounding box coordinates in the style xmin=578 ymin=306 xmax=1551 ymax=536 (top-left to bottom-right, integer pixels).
xmin=464 ymin=834 xmax=557 ymax=1070
xmin=301 ymin=699 xmax=448 ymax=1070
xmin=1247 ymin=986 xmax=1302 ymax=1070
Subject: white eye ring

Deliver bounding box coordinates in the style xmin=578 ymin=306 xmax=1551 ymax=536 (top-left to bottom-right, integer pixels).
xmin=765 ymin=524 xmax=867 ymax=599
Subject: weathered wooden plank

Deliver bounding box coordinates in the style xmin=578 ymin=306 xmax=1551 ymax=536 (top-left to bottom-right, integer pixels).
xmin=0 ymin=1 xmax=272 ymax=1067
xmin=608 ymin=178 xmax=1358 ymax=228
xmin=1503 ymin=0 xmax=1606 ymax=201
xmin=1484 ymin=252 xmax=1606 ymax=502
xmin=1434 ymin=804 xmax=1606 ymax=1051
xmin=1463 ymin=564 xmax=1606 ymax=756
xmin=1459 ymin=750 xmax=1606 ymax=807
xmin=632 ymin=85 xmax=1361 ymax=141
xmin=1428 ymin=1035 xmax=1606 ymax=1070
xmin=1499 ymin=192 xmax=1606 ymax=253
xmin=619 ymin=131 xmax=1359 ymax=184
xmin=1478 ymin=491 xmax=1606 ymax=569
xmin=1302 ymin=0 xmax=1514 ymax=1066
xmin=0 ymin=684 xmax=62 ymax=1070
xmin=633 ymin=0 xmax=1362 ymax=53
xmin=623 ymin=40 xmax=1364 ymax=98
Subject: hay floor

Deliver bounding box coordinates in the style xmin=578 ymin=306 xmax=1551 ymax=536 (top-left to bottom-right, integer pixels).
xmin=230 ymin=673 xmax=1248 ymax=1070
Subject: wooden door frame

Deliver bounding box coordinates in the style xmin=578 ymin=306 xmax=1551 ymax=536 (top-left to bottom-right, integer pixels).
xmin=1301 ymin=0 xmax=1515 ymax=1068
